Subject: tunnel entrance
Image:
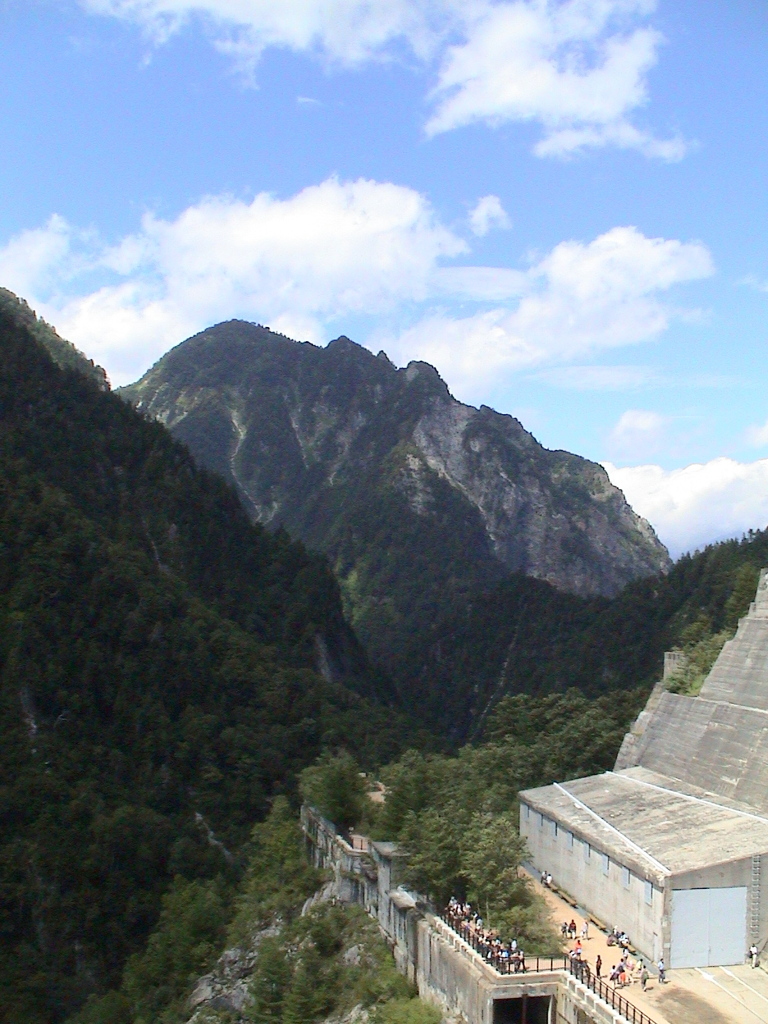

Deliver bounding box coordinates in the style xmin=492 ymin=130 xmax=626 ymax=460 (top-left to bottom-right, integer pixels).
xmin=493 ymin=994 xmax=551 ymax=1024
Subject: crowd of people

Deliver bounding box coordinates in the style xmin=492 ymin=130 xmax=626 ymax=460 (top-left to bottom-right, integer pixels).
xmin=443 ymin=898 xmax=531 ymax=973
xmin=563 ymin=920 xmax=655 ymax=988
xmin=444 ymin=897 xmax=663 ymax=991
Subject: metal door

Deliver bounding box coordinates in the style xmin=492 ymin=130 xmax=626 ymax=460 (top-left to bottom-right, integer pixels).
xmin=708 ymin=887 xmax=747 ymax=965
xmin=671 ymin=887 xmax=747 ymax=967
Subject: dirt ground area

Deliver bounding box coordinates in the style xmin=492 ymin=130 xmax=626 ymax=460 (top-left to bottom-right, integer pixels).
xmin=525 ymin=869 xmax=768 ymax=1024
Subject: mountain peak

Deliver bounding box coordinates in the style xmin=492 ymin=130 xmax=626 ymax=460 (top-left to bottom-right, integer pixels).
xmin=121 ymin=320 xmax=670 ymax=678
xmin=327 ymin=334 xmax=358 ymax=350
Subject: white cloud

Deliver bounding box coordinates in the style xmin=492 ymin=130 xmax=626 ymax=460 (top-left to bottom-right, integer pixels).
xmin=469 ymin=194 xmax=511 ymax=236
xmin=1 ymin=177 xmax=465 ymax=384
xmin=533 ymin=119 xmax=685 ymax=160
xmin=79 ymin=0 xmax=454 ymax=65
xmin=607 ymin=407 xmax=668 ymax=459
xmin=425 ymin=0 xmax=685 ymax=158
xmin=612 ymin=408 xmax=665 ymax=434
xmin=388 ymin=226 xmax=713 ymax=392
xmin=746 ymin=418 xmax=768 ymax=448
xmin=79 ymin=0 xmax=680 ymax=158
xmin=739 ymin=274 xmax=768 ymax=294
xmin=0 ymin=182 xmax=712 ymax=392
xmin=0 ymin=215 xmax=76 ymax=298
xmin=430 ymin=265 xmax=526 ymax=300
xmin=604 ymin=458 xmax=768 ymax=558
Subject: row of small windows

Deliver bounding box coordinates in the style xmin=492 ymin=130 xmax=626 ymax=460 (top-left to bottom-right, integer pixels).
xmin=521 ymin=802 xmax=654 ymax=905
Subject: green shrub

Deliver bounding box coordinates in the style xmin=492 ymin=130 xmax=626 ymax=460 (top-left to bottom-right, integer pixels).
xmin=121 ymin=876 xmax=230 ymax=1024
xmin=229 ymin=796 xmax=322 ymax=943
xmin=247 ymin=902 xmax=415 ymax=1024
xmin=64 ymin=991 xmax=132 ymax=1024
xmin=370 ymin=997 xmax=442 ymax=1024
xmin=299 ymin=751 xmax=367 ymax=831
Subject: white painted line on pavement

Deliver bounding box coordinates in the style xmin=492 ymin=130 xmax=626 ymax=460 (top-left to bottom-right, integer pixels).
xmin=718 ymin=967 xmax=768 ymax=1007
xmin=695 ymin=967 xmax=768 ymax=1023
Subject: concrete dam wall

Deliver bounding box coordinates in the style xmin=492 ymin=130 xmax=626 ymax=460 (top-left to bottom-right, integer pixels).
xmin=301 ymin=805 xmax=644 ymax=1024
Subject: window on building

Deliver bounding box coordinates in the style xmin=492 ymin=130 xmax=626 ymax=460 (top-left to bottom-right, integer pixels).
xmin=583 ymin=841 xmax=590 ymax=862
xmin=644 ymin=880 xmax=653 ymax=905
xmin=567 ymin=831 xmax=574 ymax=850
xmin=523 ymin=803 xmax=530 ymax=820
xmin=621 ymin=866 xmax=631 ymax=888
xmin=602 ymin=853 xmax=610 ymax=875
xmin=538 ymin=813 xmax=544 ymax=828
xmin=551 ymin=819 xmax=557 ymax=839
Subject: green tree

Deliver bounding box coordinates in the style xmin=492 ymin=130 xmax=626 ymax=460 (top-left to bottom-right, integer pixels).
xmin=121 ymin=877 xmax=230 ymax=1023
xmin=63 ymin=992 xmax=132 ymax=1024
xmin=229 ymin=797 xmax=321 ymax=942
xmin=399 ymin=808 xmax=464 ymax=907
xmin=375 ymin=750 xmax=433 ymax=838
xmin=724 ymin=563 xmax=762 ymax=628
xmin=461 ymin=811 xmax=528 ymax=921
xmin=247 ymin=937 xmax=291 ymax=1024
xmin=280 ymin=947 xmax=330 ymax=1024
xmin=299 ymin=751 xmax=367 ymax=831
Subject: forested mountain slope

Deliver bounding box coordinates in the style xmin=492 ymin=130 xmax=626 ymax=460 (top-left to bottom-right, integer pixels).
xmin=121 ymin=321 xmax=670 ymax=673
xmin=3 ymin=295 xmax=763 ymax=1022
xmin=0 ymin=288 xmax=108 ymax=387
xmin=0 ymin=302 xmax=405 ymax=1024
xmin=404 ymin=533 xmax=768 ymax=738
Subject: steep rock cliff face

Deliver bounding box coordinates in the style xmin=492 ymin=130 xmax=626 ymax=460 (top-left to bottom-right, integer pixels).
xmin=121 ymin=321 xmax=670 ymax=675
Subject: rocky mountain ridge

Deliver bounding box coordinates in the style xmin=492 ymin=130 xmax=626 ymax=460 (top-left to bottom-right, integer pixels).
xmin=0 ymin=287 xmax=108 ymax=387
xmin=122 ymin=322 xmax=670 ymax=682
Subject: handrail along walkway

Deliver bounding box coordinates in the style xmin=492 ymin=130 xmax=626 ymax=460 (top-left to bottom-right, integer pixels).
xmin=438 ymin=914 xmax=659 ymax=1024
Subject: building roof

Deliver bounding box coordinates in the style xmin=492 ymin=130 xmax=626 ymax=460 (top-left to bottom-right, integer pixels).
xmin=370 ymin=840 xmax=400 ymax=859
xmin=521 ymin=572 xmax=768 ymax=885
xmin=390 ymin=889 xmax=417 ymax=910
xmin=520 ymin=766 xmax=768 ymax=884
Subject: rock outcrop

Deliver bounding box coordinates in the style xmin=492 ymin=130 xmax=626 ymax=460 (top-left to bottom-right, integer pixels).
xmin=186 ymin=926 xmax=278 ymax=1022
xmin=121 ymin=322 xmax=670 ymax=678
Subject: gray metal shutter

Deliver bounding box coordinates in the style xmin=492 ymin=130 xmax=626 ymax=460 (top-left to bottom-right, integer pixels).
xmin=671 ymin=890 xmax=709 ymax=967
xmin=671 ymin=887 xmax=747 ymax=967
xmin=708 ymin=887 xmax=747 ymax=965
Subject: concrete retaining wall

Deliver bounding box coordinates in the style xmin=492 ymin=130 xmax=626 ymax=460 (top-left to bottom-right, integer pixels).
xmin=302 ymin=805 xmax=633 ymax=1024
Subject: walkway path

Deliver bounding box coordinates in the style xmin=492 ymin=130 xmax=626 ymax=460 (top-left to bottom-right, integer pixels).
xmin=527 ymin=870 xmax=768 ymax=1024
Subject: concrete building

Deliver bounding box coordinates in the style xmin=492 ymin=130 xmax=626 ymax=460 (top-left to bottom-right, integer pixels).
xmin=520 ymin=568 xmax=768 ymax=970
xmin=302 ymin=804 xmax=641 ymax=1024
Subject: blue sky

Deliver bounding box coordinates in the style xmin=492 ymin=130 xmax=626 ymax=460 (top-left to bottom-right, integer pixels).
xmin=3 ymin=0 xmax=768 ymax=555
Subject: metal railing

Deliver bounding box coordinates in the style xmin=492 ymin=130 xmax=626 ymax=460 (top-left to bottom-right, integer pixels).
xmin=568 ymin=959 xmax=658 ymax=1024
xmin=439 ymin=914 xmax=659 ymax=1024
xmin=439 ymin=914 xmax=566 ymax=975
